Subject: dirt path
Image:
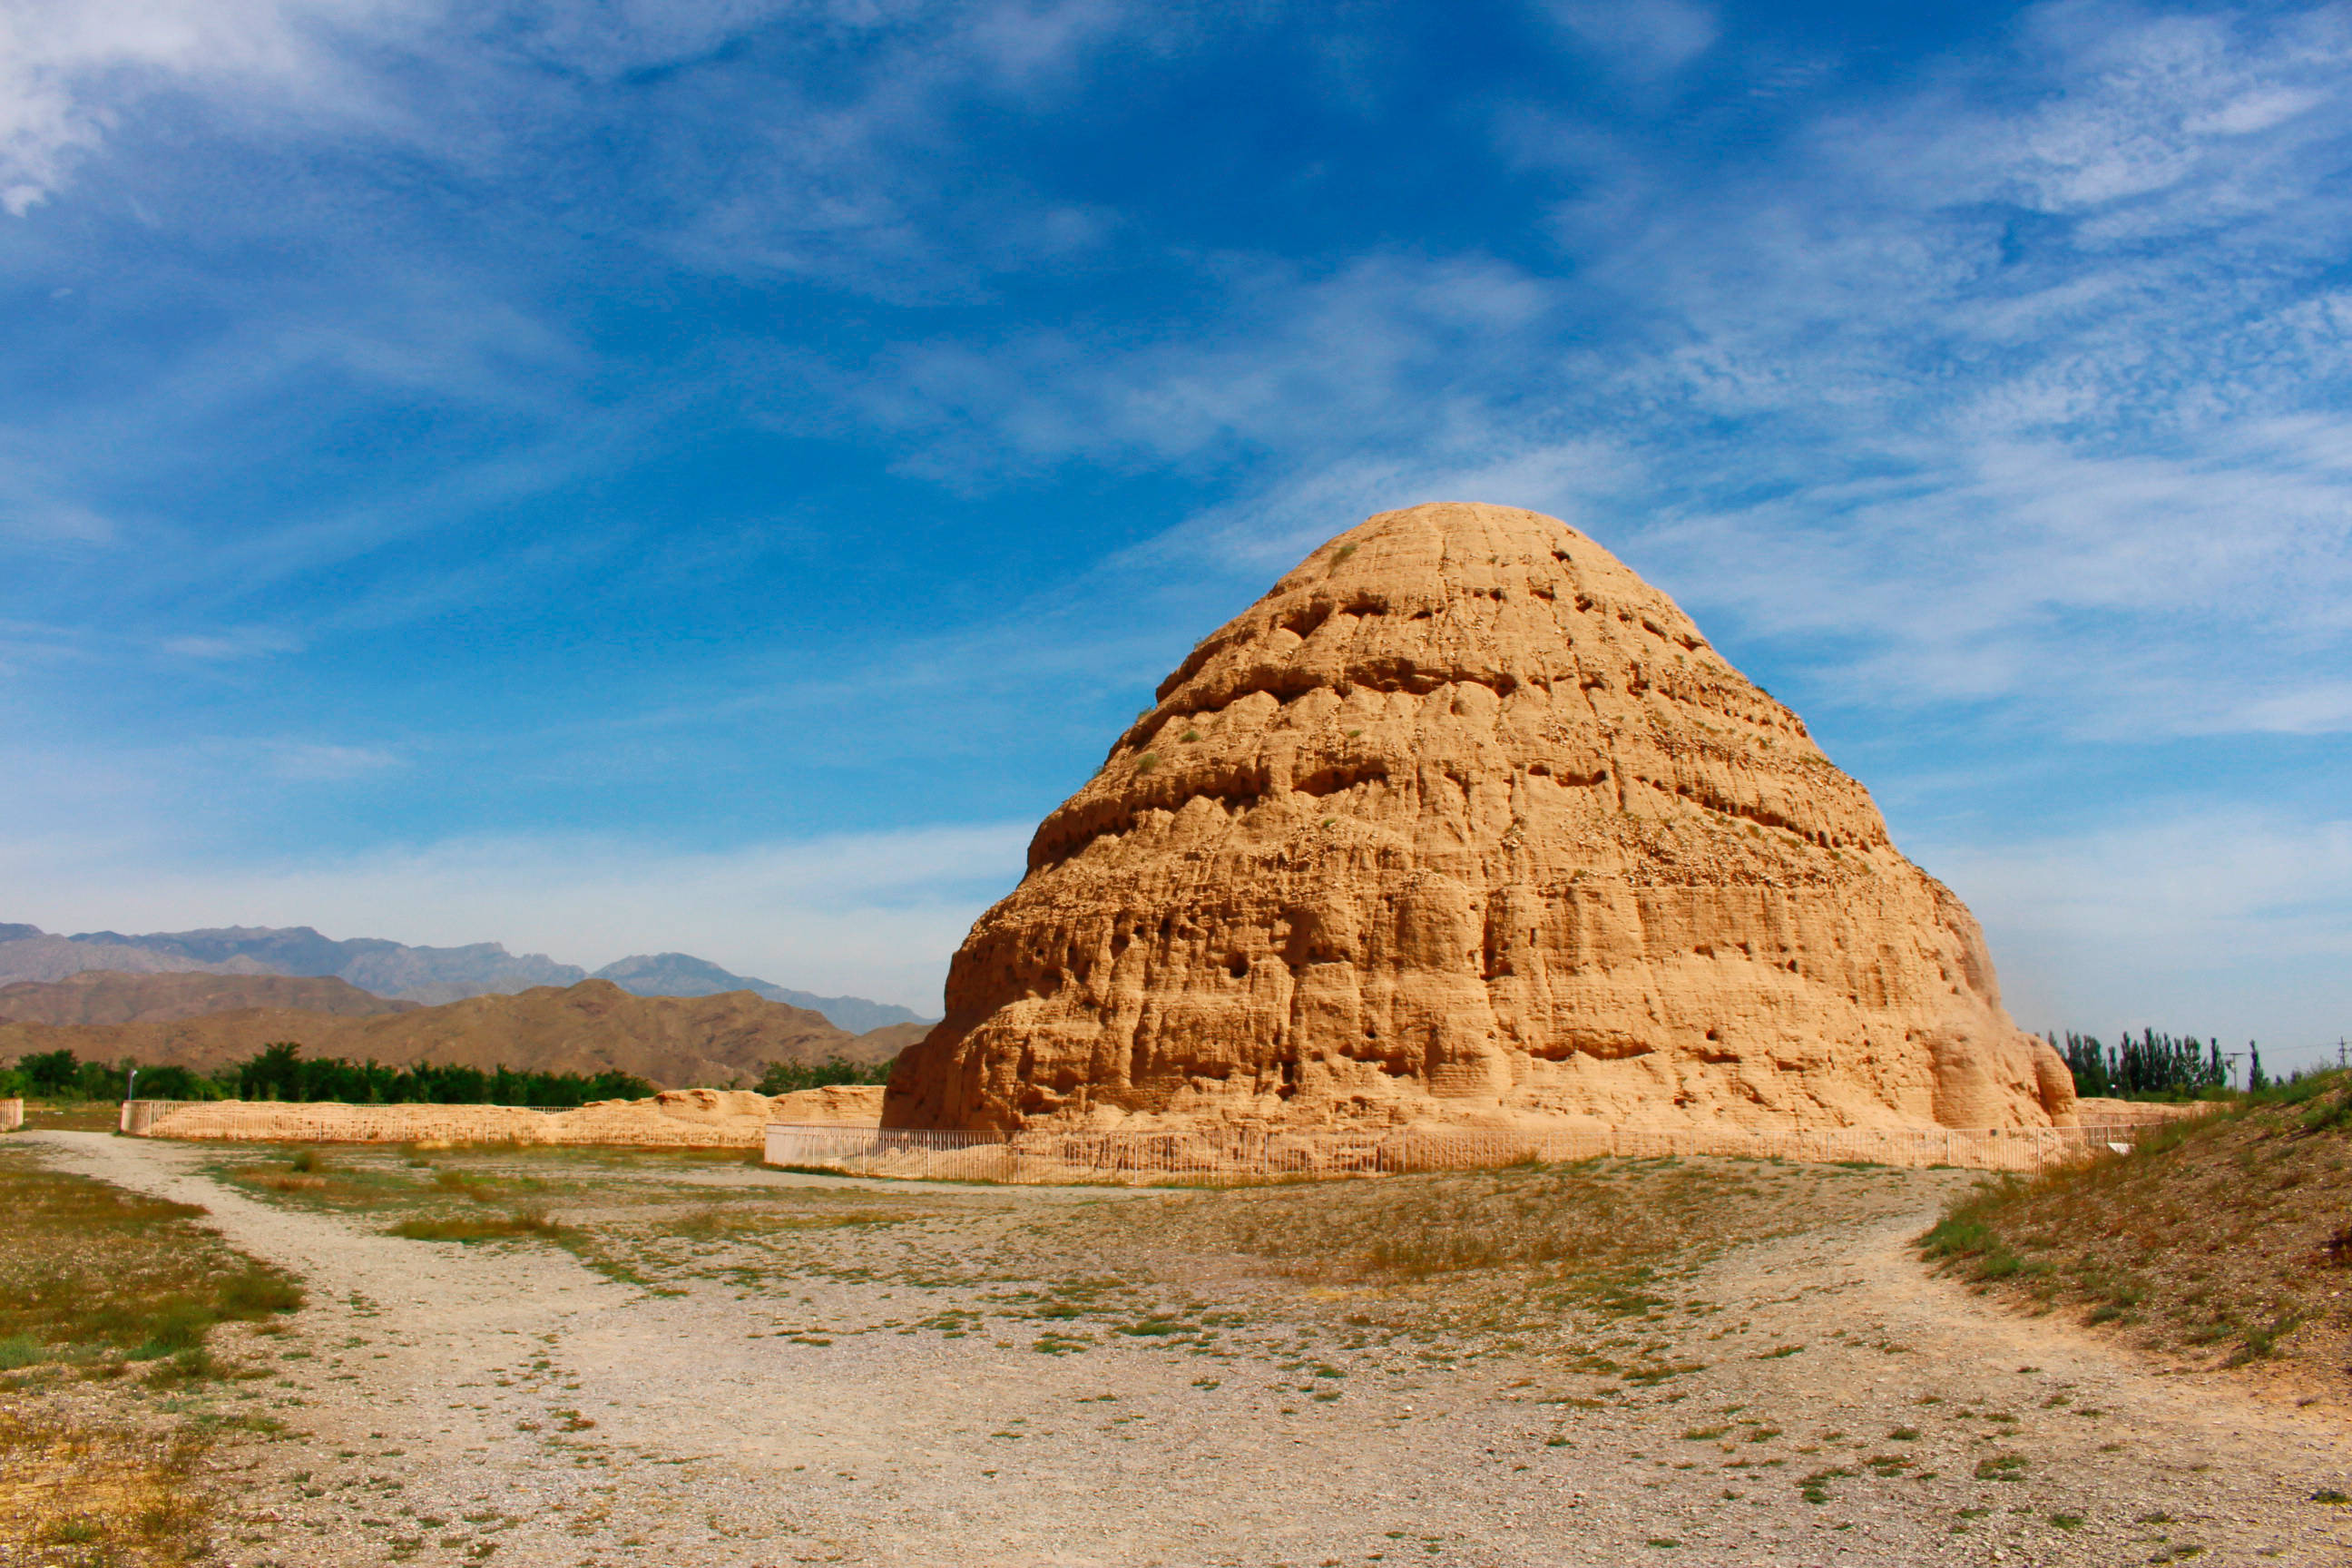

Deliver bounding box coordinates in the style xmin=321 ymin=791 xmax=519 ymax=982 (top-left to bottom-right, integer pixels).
xmin=26 ymin=1132 xmax=2352 ymax=1567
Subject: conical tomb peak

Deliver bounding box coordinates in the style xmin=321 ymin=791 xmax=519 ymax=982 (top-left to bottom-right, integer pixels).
xmin=886 ymin=502 xmax=2075 ymax=1134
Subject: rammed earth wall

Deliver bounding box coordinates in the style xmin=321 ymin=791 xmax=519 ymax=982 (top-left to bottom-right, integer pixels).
xmin=128 ymin=1085 xmax=882 ymax=1147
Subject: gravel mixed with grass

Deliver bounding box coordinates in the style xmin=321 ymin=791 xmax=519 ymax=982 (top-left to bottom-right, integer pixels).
xmin=0 ymin=1139 xmax=305 ymax=1564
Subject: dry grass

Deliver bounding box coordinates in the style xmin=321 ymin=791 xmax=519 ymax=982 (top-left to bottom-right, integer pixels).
xmin=1129 ymin=1158 xmax=1789 ymax=1286
xmin=388 ymin=1210 xmax=566 ymax=1242
xmin=0 ymin=1143 xmax=303 ymax=1566
xmin=18 ymin=1101 xmax=125 ymax=1133
xmin=1919 ymin=1073 xmax=2352 ymax=1377
xmin=0 ymin=1412 xmax=217 ymax=1566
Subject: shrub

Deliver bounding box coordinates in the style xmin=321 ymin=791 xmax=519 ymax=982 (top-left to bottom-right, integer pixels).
xmin=756 ymin=1057 xmax=891 ymax=1094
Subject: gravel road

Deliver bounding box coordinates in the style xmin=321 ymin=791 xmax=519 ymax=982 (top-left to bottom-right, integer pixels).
xmin=24 ymin=1131 xmax=2352 ymax=1568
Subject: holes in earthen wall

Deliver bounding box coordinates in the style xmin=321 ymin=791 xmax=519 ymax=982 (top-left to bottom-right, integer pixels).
xmin=1281 ymin=603 xmax=1335 ymax=641
xmin=1228 ymin=953 xmax=1250 ymax=980
xmin=1294 ymin=760 xmax=1389 ymax=799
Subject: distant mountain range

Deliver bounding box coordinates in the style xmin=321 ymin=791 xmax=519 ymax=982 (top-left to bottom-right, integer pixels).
xmin=0 ymin=924 xmax=935 ymax=1034
xmin=0 ymin=977 xmax=909 ymax=1088
xmin=583 ymin=953 xmax=926 ymax=1035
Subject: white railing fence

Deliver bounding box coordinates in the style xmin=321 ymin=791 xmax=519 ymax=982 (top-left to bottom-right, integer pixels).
xmin=119 ymin=1101 xmax=197 ymax=1135
xmin=764 ymin=1120 xmax=2150 ymax=1184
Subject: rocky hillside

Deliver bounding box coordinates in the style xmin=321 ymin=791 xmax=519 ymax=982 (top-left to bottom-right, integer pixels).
xmin=0 ymin=979 xmax=903 ymax=1089
xmin=0 ymin=971 xmax=417 ymax=1025
xmin=0 ymin=923 xmax=932 ymax=1030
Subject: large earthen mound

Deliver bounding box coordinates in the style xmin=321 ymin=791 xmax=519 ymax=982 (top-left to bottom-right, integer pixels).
xmin=887 ymin=503 xmax=2075 ymax=1133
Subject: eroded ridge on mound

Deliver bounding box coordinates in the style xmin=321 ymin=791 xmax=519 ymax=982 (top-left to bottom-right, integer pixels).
xmin=888 ymin=502 xmax=2074 ymax=1135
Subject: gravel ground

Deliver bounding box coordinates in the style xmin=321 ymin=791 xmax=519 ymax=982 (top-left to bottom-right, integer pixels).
xmin=21 ymin=1131 xmax=2352 ymax=1568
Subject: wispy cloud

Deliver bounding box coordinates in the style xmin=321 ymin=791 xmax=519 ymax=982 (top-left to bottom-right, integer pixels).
xmin=245 ymin=740 xmax=403 ymax=780
xmin=833 ymin=1 xmax=2352 ymax=741
xmin=5 ymin=0 xmax=2349 ymax=1049
xmin=1538 ymin=0 xmax=1718 ymax=81
xmin=1926 ymin=807 xmax=2352 ymax=1067
xmin=0 ymin=0 xmax=421 ymax=213
xmin=161 ymin=627 xmax=304 ymax=662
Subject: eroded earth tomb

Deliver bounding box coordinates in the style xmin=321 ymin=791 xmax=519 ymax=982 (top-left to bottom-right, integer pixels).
xmin=886 ymin=502 xmax=2076 ymax=1133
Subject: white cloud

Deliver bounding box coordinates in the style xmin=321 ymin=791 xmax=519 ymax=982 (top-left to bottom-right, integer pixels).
xmin=855 ymin=252 xmax=1563 ymax=482
xmin=0 ymin=0 xmax=416 ymax=212
xmin=1925 ymin=808 xmax=2352 ymax=1070
xmin=161 ymin=626 xmax=303 ymax=661
xmin=1541 ymin=0 xmax=1718 ymax=80
xmin=0 ymin=822 xmax=1032 ymax=1008
xmin=948 ymin=0 xmax=2352 ymax=743
xmin=248 ymin=740 xmax=403 ymax=780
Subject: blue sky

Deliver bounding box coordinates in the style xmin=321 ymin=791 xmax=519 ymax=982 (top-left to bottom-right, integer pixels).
xmin=4 ymin=0 xmax=2349 ymax=1065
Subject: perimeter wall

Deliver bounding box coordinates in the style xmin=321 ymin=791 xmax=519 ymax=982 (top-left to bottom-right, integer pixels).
xmin=766 ymin=1118 xmax=2179 ymax=1182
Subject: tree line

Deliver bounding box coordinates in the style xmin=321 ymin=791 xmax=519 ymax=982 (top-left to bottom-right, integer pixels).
xmin=4 ymin=1044 xmax=649 ymax=1106
xmin=2049 ymin=1028 xmax=2284 ymax=1100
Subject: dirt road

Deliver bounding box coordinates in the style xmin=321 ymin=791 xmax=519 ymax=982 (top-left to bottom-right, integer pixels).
xmin=24 ymin=1131 xmax=2352 ymax=1567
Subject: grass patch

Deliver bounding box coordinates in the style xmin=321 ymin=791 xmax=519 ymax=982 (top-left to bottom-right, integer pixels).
xmin=1919 ymin=1075 xmax=2352 ymax=1376
xmin=1974 ymin=1453 xmax=2028 ymax=1482
xmin=388 ymin=1210 xmax=564 ymax=1243
xmin=1122 ymin=1159 xmax=1847 ymax=1291
xmin=0 ymin=1144 xmax=304 ymax=1362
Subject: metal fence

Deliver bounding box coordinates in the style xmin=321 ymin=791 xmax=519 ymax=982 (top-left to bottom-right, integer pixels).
xmin=0 ymin=1098 xmax=20 ymax=1133
xmin=764 ymin=1119 xmax=2151 ymax=1184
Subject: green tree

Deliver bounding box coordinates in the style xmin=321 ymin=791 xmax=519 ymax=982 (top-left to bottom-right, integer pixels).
xmin=18 ymin=1049 xmax=80 ymax=1096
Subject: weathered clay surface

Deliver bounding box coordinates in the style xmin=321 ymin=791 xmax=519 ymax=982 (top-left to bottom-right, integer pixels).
xmin=887 ymin=502 xmax=2074 ymax=1133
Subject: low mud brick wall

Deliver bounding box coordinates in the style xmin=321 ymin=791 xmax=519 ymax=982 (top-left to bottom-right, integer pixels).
xmin=767 ymin=1117 xmax=2190 ymax=1182
xmin=129 ymin=1085 xmax=884 ymax=1148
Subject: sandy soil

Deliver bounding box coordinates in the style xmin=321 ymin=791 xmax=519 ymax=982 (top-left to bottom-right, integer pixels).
xmin=21 ymin=1131 xmax=2352 ymax=1568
